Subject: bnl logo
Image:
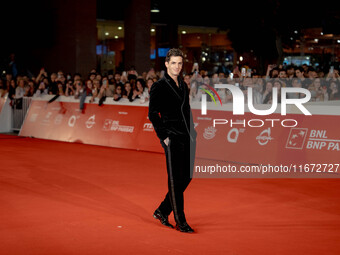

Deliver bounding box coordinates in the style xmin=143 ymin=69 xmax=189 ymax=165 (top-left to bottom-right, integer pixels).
xmin=201 ymin=84 xmax=312 ymax=116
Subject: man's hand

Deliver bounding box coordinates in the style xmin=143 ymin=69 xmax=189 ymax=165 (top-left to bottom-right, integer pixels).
xmin=164 ymin=137 xmax=169 ymax=146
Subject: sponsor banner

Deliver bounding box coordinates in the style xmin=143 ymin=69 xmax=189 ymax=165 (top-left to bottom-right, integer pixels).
xmin=136 ymin=115 xmax=163 ymax=153
xmin=192 ymin=109 xmax=340 ymax=165
xmin=20 ymin=100 xmax=161 ymax=151
xmin=20 ymin=97 xmax=339 ymax=165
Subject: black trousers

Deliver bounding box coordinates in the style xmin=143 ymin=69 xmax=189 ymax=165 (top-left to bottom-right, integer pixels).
xmin=158 ymin=136 xmax=196 ymax=224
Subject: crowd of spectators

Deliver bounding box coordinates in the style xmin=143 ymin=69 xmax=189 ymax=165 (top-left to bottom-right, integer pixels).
xmin=0 ymin=62 xmax=339 ymax=110
xmin=0 ymin=67 xmax=157 ymax=109
xmin=189 ymin=63 xmax=340 ymax=104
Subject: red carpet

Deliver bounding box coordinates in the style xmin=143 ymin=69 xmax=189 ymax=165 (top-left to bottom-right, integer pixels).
xmin=0 ymin=134 xmax=339 ymax=254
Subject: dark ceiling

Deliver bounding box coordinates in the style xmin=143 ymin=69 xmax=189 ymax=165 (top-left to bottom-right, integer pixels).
xmin=97 ymin=0 xmax=340 ymax=32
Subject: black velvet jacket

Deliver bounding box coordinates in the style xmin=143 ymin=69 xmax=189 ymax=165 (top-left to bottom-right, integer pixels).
xmin=148 ymin=72 xmax=196 ymax=142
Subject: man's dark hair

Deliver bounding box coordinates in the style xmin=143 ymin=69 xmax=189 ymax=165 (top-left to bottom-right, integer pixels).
xmin=307 ymin=66 xmax=315 ymax=72
xmin=165 ymin=48 xmax=184 ymax=62
xmin=286 ymin=64 xmax=295 ymax=70
xmin=295 ymin=66 xmax=304 ymax=73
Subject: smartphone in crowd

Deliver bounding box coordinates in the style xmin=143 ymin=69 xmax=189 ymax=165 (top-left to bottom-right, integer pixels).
xmin=247 ymin=69 xmax=252 ymax=77
xmin=241 ymin=68 xmax=246 ymax=77
xmin=193 ymin=62 xmax=198 ymax=75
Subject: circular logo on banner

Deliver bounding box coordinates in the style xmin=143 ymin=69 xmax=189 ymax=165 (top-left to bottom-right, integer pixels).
xmin=203 ymin=126 xmax=217 ymax=140
xmin=227 ymin=128 xmax=239 ymax=143
xmin=256 ymin=128 xmax=273 ymax=146
xmin=68 ymin=115 xmax=77 ymax=127
xmin=86 ymin=115 xmax=96 ymax=129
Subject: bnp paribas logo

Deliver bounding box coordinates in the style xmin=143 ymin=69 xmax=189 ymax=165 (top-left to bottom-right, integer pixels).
xmin=200 ymin=84 xmax=312 ymax=128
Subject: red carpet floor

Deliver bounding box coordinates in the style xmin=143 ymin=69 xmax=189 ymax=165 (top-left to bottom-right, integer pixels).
xmin=0 ymin=134 xmax=340 ymax=255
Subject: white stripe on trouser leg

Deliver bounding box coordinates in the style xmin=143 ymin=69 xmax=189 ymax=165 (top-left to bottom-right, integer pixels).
xmin=166 ymin=139 xmax=180 ymax=223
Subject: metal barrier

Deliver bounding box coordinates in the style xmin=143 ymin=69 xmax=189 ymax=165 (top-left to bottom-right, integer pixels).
xmin=12 ymin=97 xmax=32 ymax=131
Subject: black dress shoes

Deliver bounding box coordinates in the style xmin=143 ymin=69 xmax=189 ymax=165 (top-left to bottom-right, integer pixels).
xmin=153 ymin=209 xmax=174 ymax=228
xmin=175 ymin=222 xmax=194 ymax=233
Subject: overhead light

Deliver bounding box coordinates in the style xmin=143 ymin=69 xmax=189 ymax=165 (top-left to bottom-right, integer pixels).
xmin=320 ymin=32 xmax=323 ymax=35
xmin=290 ymin=37 xmax=293 ymax=40
xmin=151 ymin=1 xmax=160 ymax=13
xmin=294 ymin=30 xmax=298 ymax=34
xmin=114 ymin=35 xmax=119 ymax=39
xmin=337 ymin=40 xmax=340 ymax=43
xmin=105 ymin=32 xmax=109 ymax=36
xmin=314 ymin=38 xmax=318 ymax=42
xmin=118 ymin=26 xmax=122 ymax=30
xmin=181 ymin=31 xmax=187 ymax=34
xmin=151 ymin=28 xmax=155 ymax=32
xmin=239 ymin=56 xmax=243 ymax=61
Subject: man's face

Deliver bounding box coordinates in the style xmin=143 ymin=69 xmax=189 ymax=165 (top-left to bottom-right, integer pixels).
xmin=309 ymin=71 xmax=317 ymax=78
xmin=165 ymin=56 xmax=183 ymax=78
xmin=295 ymin=70 xmax=304 ymax=78
xmin=287 ymin=68 xmax=294 ymax=76
xmin=279 ymin=71 xmax=287 ymax=78
xmin=272 ymin=70 xmax=279 ymax=77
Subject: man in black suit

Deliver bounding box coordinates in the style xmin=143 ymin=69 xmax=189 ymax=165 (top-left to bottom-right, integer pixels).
xmin=148 ymin=48 xmax=197 ymax=233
